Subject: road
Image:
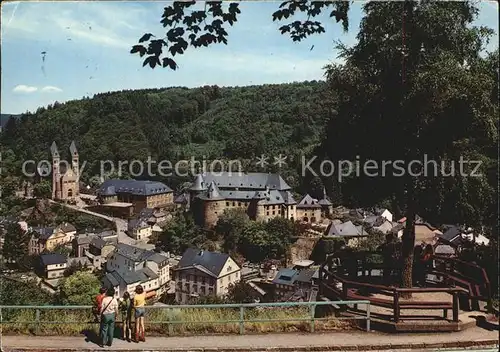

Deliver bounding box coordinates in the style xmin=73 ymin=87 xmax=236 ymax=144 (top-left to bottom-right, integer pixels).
xmin=0 ymin=327 xmax=498 ymax=351
xmin=52 ymin=200 xmax=150 ymax=248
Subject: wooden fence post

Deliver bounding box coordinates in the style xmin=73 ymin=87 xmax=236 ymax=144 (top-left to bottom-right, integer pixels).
xmin=393 ymin=289 xmax=400 ymax=323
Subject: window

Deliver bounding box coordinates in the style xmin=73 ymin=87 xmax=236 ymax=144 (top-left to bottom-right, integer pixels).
xmin=238 ymin=202 xmax=241 ymax=206
xmin=272 ymin=205 xmax=275 ymax=209
xmin=272 ymin=211 xmax=275 ymax=215
xmin=266 ymin=212 xmax=269 ymax=216
xmin=202 ymin=277 xmax=206 ymax=285
xmin=232 ymin=202 xmax=235 ymax=206
xmin=226 ymin=202 xmax=229 ymax=206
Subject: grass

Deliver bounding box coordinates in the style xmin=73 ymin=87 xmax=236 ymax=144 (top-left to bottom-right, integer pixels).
xmin=0 ymin=305 xmax=353 ymax=336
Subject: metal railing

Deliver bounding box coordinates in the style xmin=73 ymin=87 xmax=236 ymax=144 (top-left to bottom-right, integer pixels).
xmin=0 ymin=300 xmax=371 ymax=335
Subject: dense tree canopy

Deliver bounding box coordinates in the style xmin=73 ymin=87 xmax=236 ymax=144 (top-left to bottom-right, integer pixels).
xmin=57 ymin=271 xmax=101 ymax=305
xmin=0 ymin=82 xmax=332 ymax=194
xmin=318 ymin=1 xmax=498 ymax=288
xmin=2 ymin=223 xmax=31 ymax=267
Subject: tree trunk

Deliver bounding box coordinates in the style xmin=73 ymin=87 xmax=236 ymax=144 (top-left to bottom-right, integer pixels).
xmin=400 ymin=0 xmax=417 ymax=298
xmin=401 ymin=209 xmax=416 ymax=288
xmin=400 ymin=176 xmax=417 ymax=297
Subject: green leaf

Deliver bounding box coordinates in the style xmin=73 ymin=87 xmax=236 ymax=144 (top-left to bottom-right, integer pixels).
xmin=139 ymin=33 xmax=154 ymax=43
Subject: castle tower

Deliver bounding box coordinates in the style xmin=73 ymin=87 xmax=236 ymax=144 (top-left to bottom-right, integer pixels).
xmin=189 ymin=173 xmax=207 ymax=210
xmin=203 ymin=181 xmax=224 ymax=228
xmin=69 ymin=141 xmax=80 ymax=196
xmin=50 ymin=141 xmax=60 ymax=200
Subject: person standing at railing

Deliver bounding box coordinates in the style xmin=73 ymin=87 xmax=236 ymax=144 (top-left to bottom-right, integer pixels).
xmin=133 ymin=285 xmax=146 ymax=343
xmin=119 ymin=291 xmax=133 ymax=342
xmin=93 ymin=287 xmax=107 ymax=323
xmin=99 ymin=288 xmax=119 ymax=348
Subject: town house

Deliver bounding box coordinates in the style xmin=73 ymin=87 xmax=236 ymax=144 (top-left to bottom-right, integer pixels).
xmin=39 ymin=253 xmax=67 ymax=279
xmin=105 ymin=243 xmax=170 ymax=299
xmin=29 ymin=223 xmax=76 ymax=255
xmin=174 ymin=248 xmax=241 ymax=304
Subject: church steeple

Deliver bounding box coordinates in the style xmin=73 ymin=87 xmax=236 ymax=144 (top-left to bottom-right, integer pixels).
xmin=69 ymin=141 xmax=79 ymax=184
xmin=51 ymin=142 xmax=60 ymax=200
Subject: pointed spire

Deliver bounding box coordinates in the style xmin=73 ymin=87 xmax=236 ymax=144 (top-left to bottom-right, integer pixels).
xmin=69 ymin=141 xmax=78 ymax=155
xmin=50 ymin=141 xmax=59 ymax=157
xmin=206 ymin=181 xmax=223 ymax=200
xmin=318 ymin=187 xmax=332 ymax=206
xmin=190 ymin=174 xmax=207 ymax=191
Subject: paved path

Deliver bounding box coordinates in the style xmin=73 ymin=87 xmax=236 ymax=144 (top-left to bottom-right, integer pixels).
xmin=1 ymin=327 xmax=498 ymax=351
xmin=53 ymin=200 xmax=138 ymax=246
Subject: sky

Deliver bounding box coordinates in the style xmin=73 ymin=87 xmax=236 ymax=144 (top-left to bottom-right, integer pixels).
xmin=1 ymin=0 xmax=498 ymax=114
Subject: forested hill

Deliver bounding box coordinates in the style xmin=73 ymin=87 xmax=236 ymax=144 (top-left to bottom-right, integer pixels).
xmin=1 ymin=114 xmax=21 ymax=129
xmin=0 ymin=81 xmax=334 ymax=187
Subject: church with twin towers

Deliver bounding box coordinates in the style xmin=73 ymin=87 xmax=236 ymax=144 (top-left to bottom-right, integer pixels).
xmin=50 ymin=141 xmax=80 ymax=201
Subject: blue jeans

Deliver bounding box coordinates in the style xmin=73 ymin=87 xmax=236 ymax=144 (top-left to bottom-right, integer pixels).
xmin=100 ymin=313 xmax=115 ymax=345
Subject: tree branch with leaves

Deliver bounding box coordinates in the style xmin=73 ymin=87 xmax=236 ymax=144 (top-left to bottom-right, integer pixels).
xmin=131 ymin=1 xmax=350 ymax=69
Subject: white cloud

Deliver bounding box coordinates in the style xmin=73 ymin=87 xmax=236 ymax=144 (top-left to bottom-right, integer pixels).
xmin=12 ymin=85 xmax=38 ymax=93
xmin=41 ymin=86 xmax=63 ymax=93
xmin=1 ymin=2 xmax=152 ymax=49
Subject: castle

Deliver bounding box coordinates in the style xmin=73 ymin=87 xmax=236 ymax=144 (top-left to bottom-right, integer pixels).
xmin=50 ymin=141 xmax=79 ymax=201
xmin=186 ymin=172 xmax=332 ymax=228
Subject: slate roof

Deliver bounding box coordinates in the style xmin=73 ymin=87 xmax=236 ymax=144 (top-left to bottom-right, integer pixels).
xmin=281 ymin=191 xmax=297 ymax=205
xmin=98 ymin=230 xmax=117 ymax=239
xmin=192 ymin=172 xmax=291 ymax=191
xmin=40 ymin=253 xmax=67 ymax=266
xmin=102 ymin=272 xmax=120 ymax=288
xmin=272 ymin=268 xmax=299 ymax=285
xmin=128 ymin=219 xmax=150 ymax=232
xmin=318 ymin=188 xmax=332 ymax=206
xmin=373 ymin=221 xmax=393 ymax=234
xmin=297 ymin=194 xmax=321 ymax=209
xmin=69 ymin=141 xmax=78 ymax=155
xmin=113 ymin=270 xmax=142 ymax=285
xmin=197 ymin=181 xmax=224 ymax=200
xmin=364 ymin=215 xmax=385 ymax=227
xmin=174 ymin=193 xmax=189 ymax=204
xmin=114 ymin=243 xmax=168 ymax=264
xmin=97 ymin=179 xmax=173 ymax=197
xmin=59 ymin=223 xmax=76 ymax=233
xmin=90 ymin=236 xmax=116 ymax=250
xmin=50 ymin=141 xmax=59 ymax=157
xmin=190 ymin=174 xmax=207 ymax=191
xmin=295 ymin=269 xmax=316 ymax=284
xmin=440 ymin=226 xmax=462 ymax=241
xmin=326 ymin=221 xmax=363 ymax=237
xmin=75 ymin=234 xmax=97 ymax=245
xmin=137 ymin=266 xmax=159 ymax=281
xmin=33 ymin=227 xmax=55 ymax=240
xmin=177 ymin=248 xmax=232 ymax=277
